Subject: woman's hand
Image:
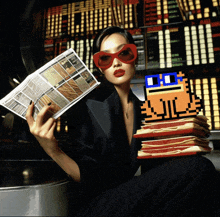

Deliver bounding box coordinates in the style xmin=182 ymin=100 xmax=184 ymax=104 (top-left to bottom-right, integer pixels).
xmin=26 ymin=102 xmax=81 ymax=182
xmin=26 ymin=102 xmax=59 ymax=157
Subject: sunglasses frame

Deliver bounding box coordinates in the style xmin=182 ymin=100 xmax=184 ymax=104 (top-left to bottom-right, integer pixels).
xmin=93 ymin=44 xmax=137 ymax=69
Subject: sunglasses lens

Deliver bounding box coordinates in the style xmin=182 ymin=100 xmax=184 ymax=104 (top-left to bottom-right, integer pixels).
xmin=93 ymin=44 xmax=137 ymax=68
xmin=145 ymin=75 xmax=160 ymax=88
xmin=118 ymin=47 xmax=134 ymax=62
xmin=98 ymin=54 xmax=112 ymax=67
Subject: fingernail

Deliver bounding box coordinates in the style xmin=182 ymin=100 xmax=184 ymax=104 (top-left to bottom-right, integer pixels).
xmin=48 ymin=102 xmax=52 ymax=106
xmin=29 ymin=100 xmax=32 ymax=105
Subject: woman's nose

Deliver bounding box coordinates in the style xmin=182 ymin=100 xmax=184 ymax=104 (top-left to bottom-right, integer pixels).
xmin=112 ymin=57 xmax=122 ymax=67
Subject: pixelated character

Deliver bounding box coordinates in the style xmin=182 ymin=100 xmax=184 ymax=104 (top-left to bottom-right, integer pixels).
xmin=141 ymin=71 xmax=202 ymax=122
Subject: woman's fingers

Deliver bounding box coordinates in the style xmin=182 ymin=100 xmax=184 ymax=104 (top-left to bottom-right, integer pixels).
xmin=48 ymin=121 xmax=57 ymax=137
xmin=26 ymin=101 xmax=35 ymax=127
xmin=35 ymin=104 xmax=53 ymax=127
xmin=38 ymin=117 xmax=56 ymax=137
xmin=25 ymin=102 xmax=58 ymax=156
xmin=26 ymin=101 xmax=56 ymax=137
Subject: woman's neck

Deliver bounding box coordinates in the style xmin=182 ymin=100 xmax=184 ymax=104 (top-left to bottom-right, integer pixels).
xmin=114 ymin=82 xmax=131 ymax=105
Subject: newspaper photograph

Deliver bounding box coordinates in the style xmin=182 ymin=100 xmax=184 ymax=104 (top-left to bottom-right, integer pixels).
xmin=0 ymin=48 xmax=100 ymax=120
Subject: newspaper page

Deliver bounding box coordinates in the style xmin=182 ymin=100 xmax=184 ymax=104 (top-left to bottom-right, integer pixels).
xmin=0 ymin=48 xmax=100 ymax=120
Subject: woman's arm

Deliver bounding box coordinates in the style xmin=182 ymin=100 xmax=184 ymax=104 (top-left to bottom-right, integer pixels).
xmin=26 ymin=102 xmax=80 ymax=182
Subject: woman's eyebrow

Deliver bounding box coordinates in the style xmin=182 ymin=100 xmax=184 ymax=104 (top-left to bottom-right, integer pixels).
xmin=101 ymin=44 xmax=126 ymax=53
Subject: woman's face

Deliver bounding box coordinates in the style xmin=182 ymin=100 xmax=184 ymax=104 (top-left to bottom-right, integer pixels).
xmin=99 ymin=33 xmax=136 ymax=86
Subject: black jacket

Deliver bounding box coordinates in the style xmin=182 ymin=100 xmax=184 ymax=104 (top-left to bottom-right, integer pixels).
xmin=63 ymin=82 xmax=143 ymax=200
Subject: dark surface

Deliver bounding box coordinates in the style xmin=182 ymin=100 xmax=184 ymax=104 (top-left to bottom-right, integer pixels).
xmin=0 ymin=159 xmax=68 ymax=187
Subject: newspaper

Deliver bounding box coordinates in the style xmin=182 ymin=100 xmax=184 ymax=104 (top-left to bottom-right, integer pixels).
xmin=0 ymin=48 xmax=100 ymax=120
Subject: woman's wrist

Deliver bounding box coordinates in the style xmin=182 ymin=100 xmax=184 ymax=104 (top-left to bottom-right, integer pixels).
xmin=47 ymin=145 xmax=63 ymax=159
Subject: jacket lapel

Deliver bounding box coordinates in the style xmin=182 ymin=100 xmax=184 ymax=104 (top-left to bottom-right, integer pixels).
xmin=86 ymin=90 xmax=128 ymax=142
xmin=86 ymin=90 xmax=142 ymax=148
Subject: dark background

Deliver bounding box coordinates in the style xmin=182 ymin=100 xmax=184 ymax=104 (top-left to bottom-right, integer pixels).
xmin=0 ymin=0 xmax=80 ymax=156
xmin=0 ymin=0 xmax=79 ymax=98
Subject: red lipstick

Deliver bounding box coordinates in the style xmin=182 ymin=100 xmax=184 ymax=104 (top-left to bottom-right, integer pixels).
xmin=114 ymin=69 xmax=125 ymax=77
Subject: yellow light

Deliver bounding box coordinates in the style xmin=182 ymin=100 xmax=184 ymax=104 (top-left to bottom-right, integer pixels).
xmin=204 ymin=100 xmax=210 ymax=105
xmin=214 ymin=111 xmax=219 ymax=116
xmin=196 ymin=84 xmax=201 ymax=89
xmin=213 ymin=105 xmax=219 ymax=110
xmin=213 ymin=99 xmax=219 ymax=105
xmin=212 ymin=89 xmax=218 ymax=94
xmin=211 ymin=78 xmax=217 ymax=85
xmin=212 ymin=94 xmax=218 ymax=99
xmin=214 ymin=122 xmax=220 ymax=129
xmin=189 ymin=14 xmax=194 ymax=20
xmin=204 ymin=12 xmax=209 ymax=18
xmin=197 ymin=14 xmax=202 ymax=19
xmin=204 ymin=95 xmax=210 ymax=100
xmin=65 ymin=125 xmax=68 ymax=133
xmin=205 ymin=111 xmax=211 ymax=116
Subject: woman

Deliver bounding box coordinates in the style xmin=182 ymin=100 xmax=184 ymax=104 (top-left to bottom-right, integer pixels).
xmin=26 ymin=26 xmax=220 ymax=216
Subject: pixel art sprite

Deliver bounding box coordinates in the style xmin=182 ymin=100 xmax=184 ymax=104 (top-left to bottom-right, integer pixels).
xmin=141 ymin=71 xmax=202 ymax=122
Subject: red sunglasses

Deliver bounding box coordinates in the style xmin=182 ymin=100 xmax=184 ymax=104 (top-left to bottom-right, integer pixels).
xmin=93 ymin=44 xmax=137 ymax=69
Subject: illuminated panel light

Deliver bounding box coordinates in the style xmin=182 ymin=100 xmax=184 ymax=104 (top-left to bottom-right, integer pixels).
xmin=103 ymin=9 xmax=107 ymax=28
xmin=76 ymin=40 xmax=80 ymax=57
xmin=198 ymin=25 xmax=207 ymax=64
xmin=94 ymin=9 xmax=98 ymax=30
xmin=196 ymin=0 xmax=201 ymax=9
xmin=79 ymin=40 xmax=84 ymax=60
xmin=99 ymin=9 xmax=103 ymax=30
xmin=204 ymin=8 xmax=209 ymax=18
xmin=157 ymin=0 xmax=161 ymax=25
xmin=184 ymin=26 xmax=193 ymax=65
xmin=211 ymin=78 xmax=220 ymax=129
xmin=189 ymin=14 xmax=194 ymax=20
xmin=67 ymin=41 xmax=70 ymax=50
xmin=125 ymin=4 xmax=129 ymax=28
xmin=57 ymin=117 xmax=61 ymax=132
xmin=197 ymin=14 xmax=202 ymax=19
xmin=90 ymin=11 xmax=94 ymax=31
xmin=81 ymin=13 xmax=84 ymax=32
xmin=129 ymin=4 xmax=133 ymax=28
xmin=85 ymin=39 xmax=89 ymax=67
xmin=163 ymin=0 xmax=168 ymax=23
xmin=71 ymin=40 xmax=75 ymax=50
xmin=205 ymin=24 xmax=215 ymax=64
xmin=191 ymin=26 xmax=200 ymax=65
xmin=189 ymin=0 xmax=195 ymax=11
xmin=212 ymin=0 xmax=218 ymax=7
xmin=158 ymin=31 xmax=165 ymax=68
xmin=117 ymin=6 xmax=121 ymax=24
xmin=165 ymin=30 xmax=172 ymax=68
xmin=108 ymin=8 xmax=112 ymax=26
xmin=90 ymin=39 xmax=94 ymax=70
xmin=85 ymin=12 xmax=89 ymax=33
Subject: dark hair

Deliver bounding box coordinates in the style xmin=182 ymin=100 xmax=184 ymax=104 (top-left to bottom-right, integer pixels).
xmin=93 ymin=26 xmax=135 ymax=55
